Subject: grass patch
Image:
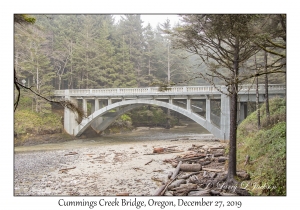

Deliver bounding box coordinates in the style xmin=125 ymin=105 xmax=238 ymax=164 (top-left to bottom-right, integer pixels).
xmin=237 ymin=97 xmax=286 ymax=195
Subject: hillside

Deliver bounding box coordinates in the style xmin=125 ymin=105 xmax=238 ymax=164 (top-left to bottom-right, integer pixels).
xmin=237 ymin=97 xmax=286 ymax=195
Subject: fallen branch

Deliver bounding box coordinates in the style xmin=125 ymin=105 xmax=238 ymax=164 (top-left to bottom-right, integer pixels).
xmin=144 ymin=150 xmax=184 ymax=155
xmin=160 ymin=173 xmax=181 ymax=196
xmin=159 ymin=161 xmax=183 ymax=196
xmin=59 ymin=166 xmax=76 ymax=173
xmin=178 ymin=155 xmax=206 ymax=162
xmin=64 ymin=152 xmax=78 ymax=156
xmin=244 ymin=155 xmax=250 ymax=166
xmin=145 ymin=159 xmax=153 ymax=165
xmin=210 ymin=146 xmax=225 ymax=149
xmin=132 ymin=167 xmax=144 ymax=171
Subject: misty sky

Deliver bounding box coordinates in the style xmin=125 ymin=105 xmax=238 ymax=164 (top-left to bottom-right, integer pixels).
xmin=114 ymin=14 xmax=181 ymax=28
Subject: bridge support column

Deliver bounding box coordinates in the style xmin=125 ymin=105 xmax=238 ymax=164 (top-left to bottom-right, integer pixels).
xmin=206 ymin=96 xmax=211 ymax=122
xmin=82 ymin=98 xmax=87 ymax=115
xmin=108 ymin=98 xmax=112 ymax=105
xmin=239 ymin=102 xmax=247 ymax=122
xmin=187 ymin=98 xmax=191 ymax=111
xmin=94 ymin=99 xmax=99 ymax=111
xmin=64 ymin=91 xmax=78 ymax=135
xmin=220 ymin=87 xmax=230 ymax=141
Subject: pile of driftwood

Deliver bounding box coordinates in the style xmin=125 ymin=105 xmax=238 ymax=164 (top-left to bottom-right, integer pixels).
xmin=153 ymin=144 xmax=250 ymax=196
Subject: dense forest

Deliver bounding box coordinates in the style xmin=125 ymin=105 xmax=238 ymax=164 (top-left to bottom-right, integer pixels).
xmin=15 ymin=16 xmax=203 ymax=92
xmin=14 ymin=14 xmax=286 ymax=128
xmin=14 ymin=14 xmax=285 ymax=111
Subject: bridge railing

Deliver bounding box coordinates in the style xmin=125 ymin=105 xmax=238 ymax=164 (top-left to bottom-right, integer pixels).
xmin=54 ymin=84 xmax=285 ymax=96
xmin=239 ymin=84 xmax=286 ymax=91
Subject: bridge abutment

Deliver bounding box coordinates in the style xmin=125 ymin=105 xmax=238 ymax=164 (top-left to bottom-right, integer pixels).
xmin=206 ymin=96 xmax=211 ymax=123
xmin=64 ymin=91 xmax=78 ymax=135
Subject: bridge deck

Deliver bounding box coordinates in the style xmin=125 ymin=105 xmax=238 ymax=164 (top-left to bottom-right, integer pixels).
xmin=54 ymin=84 xmax=285 ymax=97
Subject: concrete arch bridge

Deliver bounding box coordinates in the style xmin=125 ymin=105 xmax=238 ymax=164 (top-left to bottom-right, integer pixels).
xmin=54 ymin=84 xmax=285 ymax=141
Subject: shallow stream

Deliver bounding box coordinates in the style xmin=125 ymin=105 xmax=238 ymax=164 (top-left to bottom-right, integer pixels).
xmin=15 ymin=122 xmax=210 ymax=153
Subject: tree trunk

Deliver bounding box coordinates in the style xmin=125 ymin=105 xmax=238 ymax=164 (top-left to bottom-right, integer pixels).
xmin=255 ymin=55 xmax=260 ymax=129
xmin=70 ymin=40 xmax=73 ymax=89
xmin=264 ymin=51 xmax=270 ymax=124
xmin=167 ymin=42 xmax=170 ymax=83
xmin=58 ymin=76 xmax=61 ymax=90
xmin=227 ymin=91 xmax=237 ymax=182
xmin=148 ymin=47 xmax=151 ymax=76
xmin=227 ymin=38 xmax=239 ymax=183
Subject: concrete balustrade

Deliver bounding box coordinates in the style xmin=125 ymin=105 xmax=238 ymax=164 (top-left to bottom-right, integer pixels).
xmin=55 ymin=84 xmax=285 ymax=97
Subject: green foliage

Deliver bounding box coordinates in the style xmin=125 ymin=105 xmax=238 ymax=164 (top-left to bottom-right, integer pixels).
xmin=237 ymin=98 xmax=286 ymax=195
xmin=120 ymin=114 xmax=131 ymax=122
xmin=18 ymin=95 xmax=32 ymax=110
xmin=239 ymin=97 xmax=286 ymax=137
xmin=15 ymin=14 xmax=36 ymax=24
xmin=14 ymin=109 xmax=62 ymax=136
xmin=23 ymin=15 xmax=36 ymax=24
xmin=128 ymin=105 xmax=179 ymax=127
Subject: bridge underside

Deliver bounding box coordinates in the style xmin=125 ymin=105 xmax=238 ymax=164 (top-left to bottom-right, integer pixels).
xmin=65 ymin=98 xmax=230 ymax=140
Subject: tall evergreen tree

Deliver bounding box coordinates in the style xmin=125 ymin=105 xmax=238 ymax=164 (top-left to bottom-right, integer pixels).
xmin=172 ymin=14 xmax=260 ymax=183
xmin=118 ymin=15 xmax=145 ymax=87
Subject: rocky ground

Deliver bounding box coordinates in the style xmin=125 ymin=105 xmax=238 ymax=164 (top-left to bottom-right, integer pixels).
xmin=14 ymin=138 xmax=230 ymax=196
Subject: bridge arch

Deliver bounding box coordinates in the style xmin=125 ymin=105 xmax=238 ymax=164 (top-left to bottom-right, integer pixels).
xmin=75 ymin=99 xmax=222 ymax=139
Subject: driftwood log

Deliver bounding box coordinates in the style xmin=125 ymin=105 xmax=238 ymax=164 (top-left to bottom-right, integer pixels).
xmin=116 ymin=192 xmax=130 ymax=196
xmin=212 ymin=153 xmax=224 ymax=157
xmin=188 ymin=190 xmax=210 ymax=196
xmin=180 ymin=172 xmax=201 ymax=179
xmin=153 ymin=147 xmax=164 ymax=153
xmin=168 ymin=179 xmax=186 ymax=190
xmin=218 ymin=157 xmax=229 ymax=162
xmin=153 ymin=184 xmax=166 ymax=196
xmin=180 ymin=164 xmax=202 ymax=172
xmin=172 ymin=183 xmax=198 ymax=196
xmin=202 ymin=168 xmax=223 ymax=172
xmin=171 ymin=161 xmax=182 ymax=179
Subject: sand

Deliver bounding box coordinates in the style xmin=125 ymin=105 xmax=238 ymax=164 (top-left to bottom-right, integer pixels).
xmin=14 ymin=138 xmax=222 ymax=196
